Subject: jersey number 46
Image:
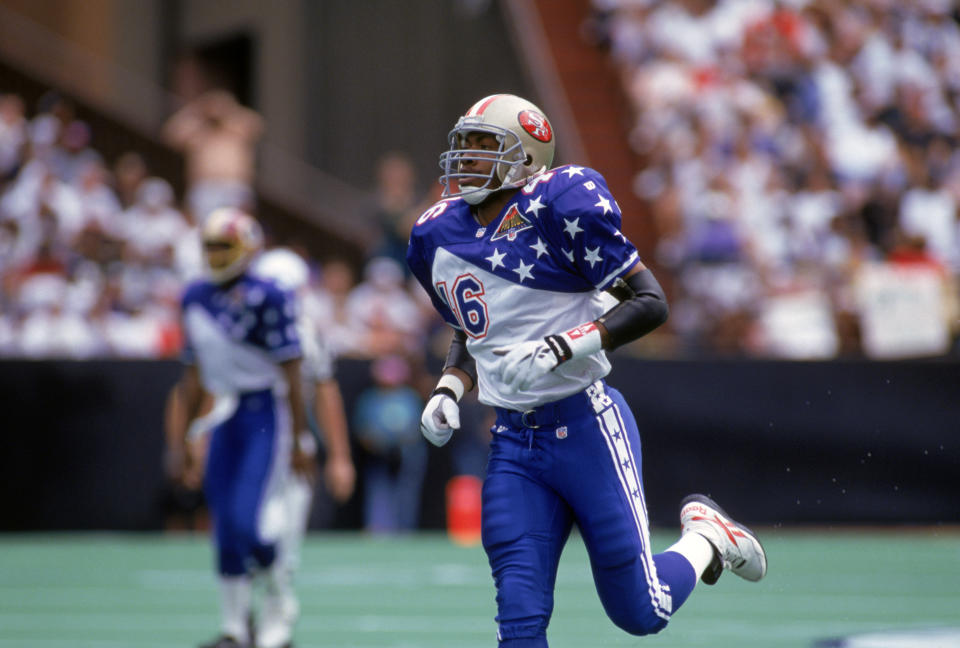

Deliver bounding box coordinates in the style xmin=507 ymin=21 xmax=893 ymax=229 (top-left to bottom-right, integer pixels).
xmin=435 ymin=274 xmax=488 ymax=338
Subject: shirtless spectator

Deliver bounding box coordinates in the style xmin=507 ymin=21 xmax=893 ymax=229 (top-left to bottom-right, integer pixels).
xmin=162 ymin=89 xmax=263 ymax=223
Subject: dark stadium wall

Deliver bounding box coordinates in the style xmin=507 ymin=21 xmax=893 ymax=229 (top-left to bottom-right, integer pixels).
xmin=605 ymin=358 xmax=960 ymax=527
xmin=0 ymin=359 xmax=956 ymax=532
xmin=302 ymin=0 xmax=536 ymax=196
xmin=0 ymin=361 xmax=182 ymax=531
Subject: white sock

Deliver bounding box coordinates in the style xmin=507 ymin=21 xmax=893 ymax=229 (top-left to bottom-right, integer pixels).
xmin=282 ymin=474 xmax=313 ymax=572
xmin=218 ymin=575 xmax=252 ymax=642
xmin=666 ymin=532 xmax=715 ymax=579
xmin=258 ymin=563 xmax=298 ymax=648
xmin=263 ymin=561 xmax=292 ymax=597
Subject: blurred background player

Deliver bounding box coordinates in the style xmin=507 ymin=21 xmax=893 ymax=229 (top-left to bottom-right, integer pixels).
xmin=169 ymin=207 xmax=311 ymax=648
xmin=407 ymin=94 xmax=767 ymax=647
xmin=252 ymin=246 xmax=356 ymax=571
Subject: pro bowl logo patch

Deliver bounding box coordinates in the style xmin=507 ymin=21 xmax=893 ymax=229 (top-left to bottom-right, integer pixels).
xmin=491 ymin=203 xmax=533 ymax=241
xmin=518 ymin=110 xmax=552 ymax=143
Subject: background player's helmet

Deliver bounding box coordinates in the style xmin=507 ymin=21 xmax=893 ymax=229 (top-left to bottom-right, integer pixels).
xmin=201 ymin=207 xmax=263 ymax=284
xmin=253 ymin=247 xmax=310 ymax=293
xmin=439 ymin=94 xmax=555 ymax=205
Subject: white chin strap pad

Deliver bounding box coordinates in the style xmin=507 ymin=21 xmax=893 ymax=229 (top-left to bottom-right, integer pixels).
xmin=462 ymin=187 xmax=492 ymax=205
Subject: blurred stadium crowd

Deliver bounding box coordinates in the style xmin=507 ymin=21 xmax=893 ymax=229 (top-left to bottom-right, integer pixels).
xmin=588 ymin=0 xmax=960 ymax=358
xmin=0 ymin=91 xmax=192 ymax=358
xmin=2 ymin=0 xmax=960 ymax=362
xmin=0 ymin=89 xmax=440 ymax=362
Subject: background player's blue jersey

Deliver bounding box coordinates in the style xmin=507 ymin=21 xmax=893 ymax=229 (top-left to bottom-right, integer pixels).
xmin=407 ymin=165 xmax=641 ymax=411
xmin=181 ymin=273 xmax=302 ymax=397
xmin=179 ymin=271 xmax=302 ymax=578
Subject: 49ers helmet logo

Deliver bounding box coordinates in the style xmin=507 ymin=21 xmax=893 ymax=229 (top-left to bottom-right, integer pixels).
xmin=518 ymin=110 xmax=552 ymax=143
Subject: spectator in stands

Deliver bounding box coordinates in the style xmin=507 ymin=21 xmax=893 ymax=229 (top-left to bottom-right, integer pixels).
xmin=345 ymin=256 xmax=425 ymax=359
xmin=0 ymin=93 xmax=27 ymax=184
xmin=16 ymin=271 xmax=106 ymax=358
xmin=27 ymin=91 xmax=75 ymax=164
xmin=308 ymin=257 xmax=364 ymax=358
xmin=0 ymin=215 xmax=33 ymax=280
xmin=112 ymin=151 xmax=149 ymax=210
xmin=368 ymin=151 xmax=422 ymax=272
xmin=73 ymin=158 xmax=123 ymax=240
xmin=0 ymin=87 xmax=197 ymax=360
xmin=590 ymin=0 xmax=960 ymax=357
xmin=48 ymin=120 xmax=100 ymax=184
xmin=162 ymin=89 xmax=263 ymax=223
xmin=122 ymin=176 xmax=190 ymax=266
xmin=352 ymin=354 xmax=426 ymax=534
xmin=898 ymin=146 xmax=960 ymax=272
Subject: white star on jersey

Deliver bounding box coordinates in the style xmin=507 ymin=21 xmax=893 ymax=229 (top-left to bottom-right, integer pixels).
xmin=525 ymin=196 xmax=546 ymax=218
xmin=563 ymin=218 xmax=583 ymax=239
xmin=562 ymin=248 xmax=575 ymax=263
xmin=486 ymin=248 xmax=506 ymax=270
xmin=530 ymin=238 xmax=549 ymax=258
xmin=584 ymin=246 xmax=604 ymax=268
xmin=513 ymin=260 xmax=535 ymax=282
xmin=562 ymin=166 xmax=585 ymax=178
xmin=595 ymin=194 xmax=613 ymax=214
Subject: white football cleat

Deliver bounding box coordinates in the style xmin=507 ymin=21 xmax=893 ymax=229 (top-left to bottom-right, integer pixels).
xmin=256 ymin=569 xmax=298 ymax=648
xmin=680 ymin=493 xmax=767 ymax=584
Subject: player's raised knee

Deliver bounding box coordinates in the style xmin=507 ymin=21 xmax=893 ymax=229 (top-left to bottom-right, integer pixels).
xmin=607 ymin=606 xmax=670 ymax=637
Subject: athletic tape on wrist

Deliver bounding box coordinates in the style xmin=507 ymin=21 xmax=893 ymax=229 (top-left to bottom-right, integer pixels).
xmin=544 ymin=334 xmax=572 ymax=363
xmin=549 ymin=322 xmax=602 ymax=364
xmin=434 ymin=373 xmax=465 ymax=402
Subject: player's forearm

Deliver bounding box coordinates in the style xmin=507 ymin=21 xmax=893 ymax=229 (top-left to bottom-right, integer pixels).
xmin=315 ymin=381 xmax=352 ymax=461
xmin=596 ymin=266 xmax=669 ymax=350
xmin=226 ymin=109 xmax=263 ymax=139
xmin=282 ymin=359 xmax=308 ymax=443
xmin=444 ymin=329 xmax=476 ymax=392
xmin=162 ymin=110 xmax=202 ymax=147
xmin=495 ymin=266 xmax=669 ymax=393
xmin=177 ymin=366 xmax=205 ymax=439
xmin=164 ymin=383 xmax=189 ymax=447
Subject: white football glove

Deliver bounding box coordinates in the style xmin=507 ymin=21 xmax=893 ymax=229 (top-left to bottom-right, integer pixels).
xmin=420 ymin=392 xmax=460 ymax=447
xmin=493 ymin=323 xmax=604 ymax=394
xmin=493 ymin=340 xmax=559 ymax=394
xmin=420 ymin=375 xmax=465 ymax=447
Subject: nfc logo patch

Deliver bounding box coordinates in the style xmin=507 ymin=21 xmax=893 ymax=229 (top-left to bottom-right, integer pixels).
xmin=555 ymin=426 xmax=568 ymax=439
xmin=490 ymin=204 xmax=533 ymax=241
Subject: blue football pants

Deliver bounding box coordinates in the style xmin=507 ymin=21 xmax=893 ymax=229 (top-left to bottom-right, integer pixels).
xmin=204 ymin=390 xmax=285 ymax=576
xmin=483 ymin=381 xmax=696 ymax=646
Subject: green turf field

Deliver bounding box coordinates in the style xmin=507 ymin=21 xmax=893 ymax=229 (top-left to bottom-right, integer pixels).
xmin=1 ymin=528 xmax=957 ymax=648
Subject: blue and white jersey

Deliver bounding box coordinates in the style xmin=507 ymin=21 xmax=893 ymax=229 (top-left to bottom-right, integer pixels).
xmin=407 ymin=165 xmax=641 ymax=410
xmin=181 ymin=273 xmax=302 ymax=397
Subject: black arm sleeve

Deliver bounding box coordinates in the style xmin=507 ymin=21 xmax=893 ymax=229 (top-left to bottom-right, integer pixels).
xmin=596 ymin=269 xmax=669 ymax=350
xmin=443 ymin=328 xmax=477 ymax=388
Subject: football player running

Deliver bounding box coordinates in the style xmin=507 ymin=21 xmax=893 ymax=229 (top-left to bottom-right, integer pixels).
xmin=407 ymin=94 xmax=767 ymax=647
xmin=171 ymin=207 xmax=313 ymax=648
